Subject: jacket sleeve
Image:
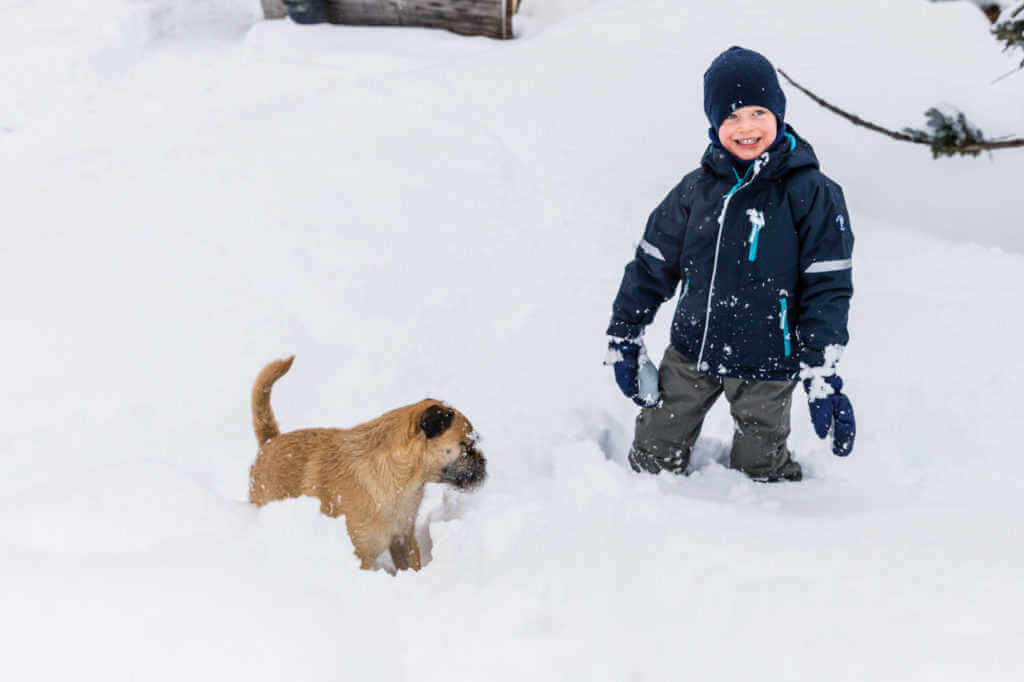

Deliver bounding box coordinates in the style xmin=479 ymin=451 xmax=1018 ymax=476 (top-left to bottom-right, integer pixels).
xmin=607 ymin=183 xmax=689 ymax=340
xmin=794 ymin=174 xmax=854 ymax=368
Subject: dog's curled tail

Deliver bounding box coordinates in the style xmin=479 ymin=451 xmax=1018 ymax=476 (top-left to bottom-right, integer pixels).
xmin=252 ymin=355 xmax=295 ymax=445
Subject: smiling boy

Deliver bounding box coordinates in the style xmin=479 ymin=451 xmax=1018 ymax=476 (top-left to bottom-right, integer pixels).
xmin=718 ymin=105 xmax=778 ymax=160
xmin=605 ymin=46 xmax=856 ymax=482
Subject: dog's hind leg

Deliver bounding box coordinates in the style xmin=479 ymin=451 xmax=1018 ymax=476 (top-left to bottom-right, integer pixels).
xmin=389 ymin=534 xmax=421 ymax=572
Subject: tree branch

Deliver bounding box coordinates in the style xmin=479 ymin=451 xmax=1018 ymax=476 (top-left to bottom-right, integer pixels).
xmin=993 ymin=1 xmax=1024 ymax=68
xmin=776 ymin=68 xmax=1024 ymax=157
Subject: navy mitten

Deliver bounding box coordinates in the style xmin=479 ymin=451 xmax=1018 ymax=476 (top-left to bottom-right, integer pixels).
xmin=802 ymin=374 xmax=855 ymax=456
xmin=605 ymin=338 xmax=660 ymax=408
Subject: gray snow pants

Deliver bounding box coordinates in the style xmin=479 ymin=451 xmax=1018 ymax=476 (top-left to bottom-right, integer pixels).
xmin=630 ymin=345 xmax=798 ymax=480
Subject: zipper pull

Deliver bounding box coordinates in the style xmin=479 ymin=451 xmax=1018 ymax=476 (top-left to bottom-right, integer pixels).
xmin=779 ymin=295 xmax=791 ymax=357
xmin=746 ymin=209 xmax=765 ymax=262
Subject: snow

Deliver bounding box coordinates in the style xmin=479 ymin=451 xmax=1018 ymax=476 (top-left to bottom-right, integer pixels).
xmin=800 ymin=344 xmax=844 ymax=401
xmin=2 ymin=0 xmax=1024 ymax=680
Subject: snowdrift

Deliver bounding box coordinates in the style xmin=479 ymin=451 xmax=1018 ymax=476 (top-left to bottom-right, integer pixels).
xmin=2 ymin=1 xmax=1022 ymax=680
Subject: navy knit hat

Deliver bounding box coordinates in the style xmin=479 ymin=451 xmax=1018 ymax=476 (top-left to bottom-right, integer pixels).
xmin=703 ymin=46 xmax=786 ymax=132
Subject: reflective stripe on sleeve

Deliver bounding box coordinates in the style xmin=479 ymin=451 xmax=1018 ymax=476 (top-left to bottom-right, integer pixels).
xmin=804 ymin=258 xmax=852 ymax=274
xmin=639 ymin=239 xmax=666 ymax=262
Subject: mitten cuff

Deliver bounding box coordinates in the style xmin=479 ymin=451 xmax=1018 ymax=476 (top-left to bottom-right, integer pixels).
xmin=798 ymin=341 xmax=845 ymax=371
xmin=799 ymin=344 xmax=844 ymax=401
xmin=604 ymin=345 xmax=626 ymax=366
xmin=605 ymin=335 xmax=647 ymax=366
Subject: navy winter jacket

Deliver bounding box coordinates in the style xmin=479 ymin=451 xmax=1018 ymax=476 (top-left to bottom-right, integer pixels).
xmin=607 ymin=127 xmax=853 ymax=382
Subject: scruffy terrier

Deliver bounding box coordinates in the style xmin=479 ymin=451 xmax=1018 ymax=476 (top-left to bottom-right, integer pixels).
xmin=248 ymin=356 xmax=486 ymax=570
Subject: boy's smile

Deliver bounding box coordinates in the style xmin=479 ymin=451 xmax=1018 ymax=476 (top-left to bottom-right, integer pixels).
xmin=717 ymin=106 xmax=778 ymax=161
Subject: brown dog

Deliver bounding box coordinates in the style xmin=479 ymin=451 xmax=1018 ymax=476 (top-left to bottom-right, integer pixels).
xmin=248 ymin=356 xmax=486 ymax=571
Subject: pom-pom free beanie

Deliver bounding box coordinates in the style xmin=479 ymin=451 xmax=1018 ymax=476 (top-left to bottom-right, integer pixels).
xmin=703 ymin=46 xmax=786 ymax=132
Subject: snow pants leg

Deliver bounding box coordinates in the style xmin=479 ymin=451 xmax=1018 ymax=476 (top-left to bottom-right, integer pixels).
xmin=629 ymin=346 xmax=721 ymax=475
xmin=722 ymin=373 xmax=799 ymax=481
xmin=629 ymin=345 xmax=799 ymax=480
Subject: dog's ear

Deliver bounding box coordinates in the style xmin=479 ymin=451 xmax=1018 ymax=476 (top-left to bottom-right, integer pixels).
xmin=420 ymin=405 xmax=455 ymax=439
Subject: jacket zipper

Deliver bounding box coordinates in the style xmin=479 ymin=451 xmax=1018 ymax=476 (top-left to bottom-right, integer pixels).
xmin=779 ymin=294 xmax=791 ymax=357
xmin=696 ymin=158 xmax=766 ymax=370
xmin=746 ymin=209 xmax=765 ymax=262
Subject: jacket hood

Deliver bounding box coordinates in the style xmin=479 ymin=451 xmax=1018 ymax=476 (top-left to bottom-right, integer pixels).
xmin=700 ymin=124 xmax=819 ymax=183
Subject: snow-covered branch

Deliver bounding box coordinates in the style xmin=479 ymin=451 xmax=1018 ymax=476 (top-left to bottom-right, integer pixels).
xmin=777 ymin=69 xmax=1024 ymax=158
xmin=993 ymin=1 xmax=1024 ymax=68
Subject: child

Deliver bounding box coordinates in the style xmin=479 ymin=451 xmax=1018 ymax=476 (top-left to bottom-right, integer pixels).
xmin=605 ymin=46 xmax=856 ymax=482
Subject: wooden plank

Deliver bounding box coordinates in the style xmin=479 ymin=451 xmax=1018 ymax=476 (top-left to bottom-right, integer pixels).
xmin=261 ymin=0 xmax=289 ymax=19
xmin=325 ymin=0 xmax=510 ymax=39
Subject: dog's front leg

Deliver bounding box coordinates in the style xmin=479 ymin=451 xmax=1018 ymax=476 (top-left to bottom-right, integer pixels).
xmin=349 ymin=527 xmax=386 ymax=571
xmin=389 ymin=533 xmax=421 ymax=572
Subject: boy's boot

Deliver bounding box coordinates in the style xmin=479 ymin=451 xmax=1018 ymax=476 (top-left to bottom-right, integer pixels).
xmin=755 ymin=449 xmax=802 ymax=482
xmin=628 ymin=445 xmax=689 ymax=475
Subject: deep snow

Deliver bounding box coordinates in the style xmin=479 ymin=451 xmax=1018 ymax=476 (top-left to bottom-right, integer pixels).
xmin=2 ymin=1 xmax=1023 ymax=680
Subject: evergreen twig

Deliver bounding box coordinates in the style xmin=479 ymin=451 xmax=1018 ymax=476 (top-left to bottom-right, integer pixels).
xmin=992 ymin=2 xmax=1024 ymax=69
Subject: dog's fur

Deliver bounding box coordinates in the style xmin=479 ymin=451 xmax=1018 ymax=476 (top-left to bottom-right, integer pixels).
xmin=248 ymin=356 xmax=486 ymax=571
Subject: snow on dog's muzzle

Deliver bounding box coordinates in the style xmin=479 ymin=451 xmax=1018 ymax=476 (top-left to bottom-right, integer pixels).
xmin=440 ymin=444 xmax=487 ymax=490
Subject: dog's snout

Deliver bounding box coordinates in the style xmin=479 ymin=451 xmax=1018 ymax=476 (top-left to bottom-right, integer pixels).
xmin=440 ymin=448 xmax=487 ymax=490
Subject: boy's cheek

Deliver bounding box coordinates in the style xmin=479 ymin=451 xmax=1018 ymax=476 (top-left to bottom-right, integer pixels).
xmin=716 ymin=124 xmax=732 ymax=146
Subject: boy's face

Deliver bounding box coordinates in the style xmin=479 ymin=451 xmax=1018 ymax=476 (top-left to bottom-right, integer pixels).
xmin=717 ymin=106 xmax=778 ymax=161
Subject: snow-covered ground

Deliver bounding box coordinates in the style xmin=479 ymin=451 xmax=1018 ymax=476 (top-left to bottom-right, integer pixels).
xmin=2 ymin=1 xmax=1023 ymax=680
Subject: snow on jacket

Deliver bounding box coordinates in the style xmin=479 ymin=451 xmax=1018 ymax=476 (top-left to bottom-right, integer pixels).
xmin=607 ymin=126 xmax=854 ymax=382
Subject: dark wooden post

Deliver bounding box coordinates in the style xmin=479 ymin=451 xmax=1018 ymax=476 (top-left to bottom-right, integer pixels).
xmin=325 ymin=0 xmax=513 ymax=39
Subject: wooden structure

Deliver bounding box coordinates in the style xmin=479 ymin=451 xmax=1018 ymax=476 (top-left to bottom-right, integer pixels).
xmin=261 ymin=0 xmax=288 ymax=19
xmin=327 ymin=0 xmax=513 ymax=39
xmin=262 ymin=0 xmax=516 ymax=40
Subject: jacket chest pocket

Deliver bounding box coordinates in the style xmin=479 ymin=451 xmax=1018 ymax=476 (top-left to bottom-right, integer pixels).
xmin=742 ymin=209 xmax=798 ymax=282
